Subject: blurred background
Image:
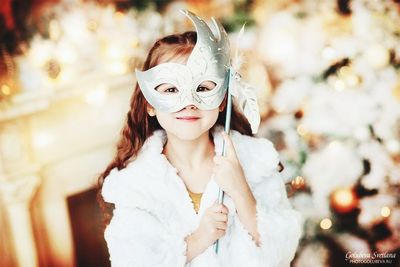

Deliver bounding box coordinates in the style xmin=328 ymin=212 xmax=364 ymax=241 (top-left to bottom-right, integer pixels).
xmin=0 ymin=0 xmax=399 ymax=266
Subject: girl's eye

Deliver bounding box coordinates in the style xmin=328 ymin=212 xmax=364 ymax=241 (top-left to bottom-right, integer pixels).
xmin=196 ymin=81 xmax=216 ymax=92
xmin=196 ymin=86 xmax=210 ymax=92
xmin=164 ymin=87 xmax=178 ymax=93
xmin=155 ymin=84 xmax=179 ymax=94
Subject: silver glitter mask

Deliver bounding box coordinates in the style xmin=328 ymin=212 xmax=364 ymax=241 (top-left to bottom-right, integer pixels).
xmin=135 ymin=9 xmax=230 ymax=112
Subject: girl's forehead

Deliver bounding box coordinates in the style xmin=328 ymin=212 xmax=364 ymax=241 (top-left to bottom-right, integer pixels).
xmin=158 ymin=52 xmax=189 ymax=65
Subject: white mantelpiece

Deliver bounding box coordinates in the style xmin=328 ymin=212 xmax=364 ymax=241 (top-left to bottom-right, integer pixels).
xmin=0 ymin=73 xmax=134 ymax=266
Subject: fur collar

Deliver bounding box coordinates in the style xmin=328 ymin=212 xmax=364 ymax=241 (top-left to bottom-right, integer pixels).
xmin=102 ymin=125 xmax=279 ymax=233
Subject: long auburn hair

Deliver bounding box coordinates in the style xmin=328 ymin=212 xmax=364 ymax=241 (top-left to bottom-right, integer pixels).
xmin=97 ymin=31 xmax=253 ymax=225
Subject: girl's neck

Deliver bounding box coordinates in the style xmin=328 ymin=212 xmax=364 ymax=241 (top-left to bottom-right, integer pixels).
xmin=163 ymin=131 xmax=215 ymax=170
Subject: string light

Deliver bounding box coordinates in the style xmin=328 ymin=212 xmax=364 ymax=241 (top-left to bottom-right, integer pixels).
xmin=1 ymin=84 xmax=11 ymax=96
xmin=365 ymin=43 xmax=390 ymax=69
xmin=330 ymin=187 xmax=358 ymax=213
xmin=114 ymin=11 xmax=125 ymax=19
xmin=381 ymin=206 xmax=391 ymax=217
xmin=320 ymin=218 xmax=332 ymax=230
xmin=291 ymin=175 xmax=306 ymax=190
xmin=297 ymin=124 xmax=307 ymax=136
xmin=333 ymin=79 xmax=345 ymax=91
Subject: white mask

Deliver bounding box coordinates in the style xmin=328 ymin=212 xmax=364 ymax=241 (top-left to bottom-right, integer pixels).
xmin=135 ymin=10 xmax=230 ymax=112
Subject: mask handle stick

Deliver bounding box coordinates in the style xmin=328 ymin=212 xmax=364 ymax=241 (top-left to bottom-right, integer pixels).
xmin=214 ymin=67 xmax=233 ymax=254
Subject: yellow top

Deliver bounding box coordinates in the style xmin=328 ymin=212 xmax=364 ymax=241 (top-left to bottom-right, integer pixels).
xmin=187 ymin=189 xmax=203 ymax=214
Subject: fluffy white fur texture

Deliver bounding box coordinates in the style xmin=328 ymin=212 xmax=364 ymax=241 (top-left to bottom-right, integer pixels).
xmin=102 ymin=126 xmax=303 ymax=267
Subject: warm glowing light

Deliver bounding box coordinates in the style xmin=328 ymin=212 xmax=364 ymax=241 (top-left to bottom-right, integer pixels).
xmin=346 ymin=75 xmax=361 ymax=87
xmin=393 ymin=82 xmax=400 ymax=102
xmin=386 ymin=139 xmax=400 ymax=154
xmin=331 ymin=187 xmax=358 ymax=213
xmin=334 ymin=189 xmax=353 ymax=205
xmin=107 ymin=61 xmax=127 ymax=75
xmin=320 ymin=218 xmax=332 ymax=230
xmin=1 ymin=84 xmax=11 ymax=95
xmin=104 ymin=44 xmax=124 ymax=60
xmin=334 ymin=79 xmax=345 ymax=91
xmin=291 ymin=176 xmax=306 ymax=189
xmin=131 ymin=38 xmax=139 ymax=48
xmin=87 ymin=20 xmax=98 ymax=31
xmin=49 ymin=19 xmax=62 ymax=41
xmin=365 ymin=44 xmax=390 ymax=69
xmin=297 ymin=124 xmax=307 ymax=136
xmin=33 ymin=132 xmax=55 ymax=149
xmin=339 ymin=66 xmax=352 ymax=77
xmin=115 ymin=11 xmax=125 ymax=19
xmin=84 ymin=85 xmax=108 ymax=106
xmin=381 ymin=206 xmax=391 ymax=217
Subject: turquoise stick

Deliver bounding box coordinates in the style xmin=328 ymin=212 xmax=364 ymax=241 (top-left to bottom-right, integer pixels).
xmin=214 ymin=68 xmax=233 ymax=254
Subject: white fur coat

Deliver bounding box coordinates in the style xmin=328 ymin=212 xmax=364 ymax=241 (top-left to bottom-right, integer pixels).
xmin=102 ymin=126 xmax=303 ymax=267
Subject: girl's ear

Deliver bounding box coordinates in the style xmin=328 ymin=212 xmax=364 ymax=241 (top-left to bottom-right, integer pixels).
xmin=147 ymin=105 xmax=156 ymax=116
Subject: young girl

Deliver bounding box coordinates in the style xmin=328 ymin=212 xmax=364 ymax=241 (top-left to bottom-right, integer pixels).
xmin=98 ymin=10 xmax=302 ymax=267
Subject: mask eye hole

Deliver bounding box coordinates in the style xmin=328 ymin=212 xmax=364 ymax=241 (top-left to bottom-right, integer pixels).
xmin=155 ymin=83 xmax=179 ymax=94
xmin=196 ymin=81 xmax=216 ymax=92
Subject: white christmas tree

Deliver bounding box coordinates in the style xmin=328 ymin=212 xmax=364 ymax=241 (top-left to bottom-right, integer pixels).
xmin=252 ymin=0 xmax=400 ymax=265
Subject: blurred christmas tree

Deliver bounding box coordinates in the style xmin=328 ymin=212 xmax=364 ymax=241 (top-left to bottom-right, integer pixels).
xmin=251 ymin=0 xmax=400 ymax=266
xmin=2 ymin=0 xmax=400 ymax=265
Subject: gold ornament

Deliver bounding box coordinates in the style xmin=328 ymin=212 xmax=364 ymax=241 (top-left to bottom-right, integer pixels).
xmin=291 ymin=175 xmax=306 ymax=190
xmin=87 ymin=19 xmax=98 ymax=32
xmin=0 ymin=46 xmax=19 ymax=100
xmin=330 ymin=187 xmax=358 ymax=213
xmin=1 ymin=84 xmax=11 ymax=95
xmin=44 ymin=59 xmax=61 ymax=80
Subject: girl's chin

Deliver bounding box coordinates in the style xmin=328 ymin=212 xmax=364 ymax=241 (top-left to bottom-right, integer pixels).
xmin=167 ymin=128 xmax=211 ymax=141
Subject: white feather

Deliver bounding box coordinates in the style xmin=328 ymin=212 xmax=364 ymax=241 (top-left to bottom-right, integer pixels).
xmin=231 ymin=74 xmax=261 ymax=134
xmin=229 ymin=24 xmax=261 ymax=134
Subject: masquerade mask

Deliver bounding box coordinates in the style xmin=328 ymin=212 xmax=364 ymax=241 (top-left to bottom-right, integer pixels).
xmin=135 ymin=10 xmax=230 ymax=112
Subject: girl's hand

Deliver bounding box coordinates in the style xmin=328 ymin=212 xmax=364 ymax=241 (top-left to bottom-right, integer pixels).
xmin=212 ymin=132 xmax=251 ymax=202
xmin=192 ymin=201 xmax=228 ymax=250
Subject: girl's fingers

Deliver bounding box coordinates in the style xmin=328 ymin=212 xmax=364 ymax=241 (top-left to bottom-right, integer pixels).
xmin=222 ymin=132 xmax=238 ymax=160
xmin=213 ymin=213 xmax=228 ymax=222
xmin=215 ymin=221 xmax=227 ymax=230
xmin=211 ymin=203 xmax=229 ymax=214
xmin=216 ymin=229 xmax=225 ymax=238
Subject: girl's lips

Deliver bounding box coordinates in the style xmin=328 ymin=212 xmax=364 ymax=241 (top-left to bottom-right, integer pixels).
xmin=176 ymin=116 xmax=200 ymax=121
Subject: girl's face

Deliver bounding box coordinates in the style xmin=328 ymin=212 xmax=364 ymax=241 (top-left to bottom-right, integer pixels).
xmin=147 ymin=54 xmax=223 ymax=141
